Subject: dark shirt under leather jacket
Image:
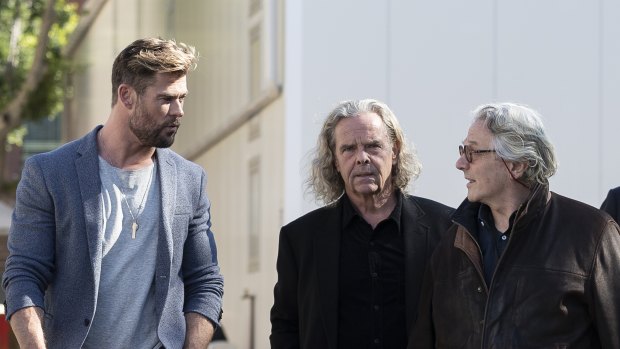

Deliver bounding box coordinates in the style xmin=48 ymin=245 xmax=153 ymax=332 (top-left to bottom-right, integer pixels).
xmin=410 ymin=183 xmax=620 ymax=349
xmin=270 ymin=191 xmax=454 ymax=349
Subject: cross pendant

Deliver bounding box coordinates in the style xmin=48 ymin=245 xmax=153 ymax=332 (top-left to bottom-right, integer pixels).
xmin=132 ymin=222 xmax=138 ymax=239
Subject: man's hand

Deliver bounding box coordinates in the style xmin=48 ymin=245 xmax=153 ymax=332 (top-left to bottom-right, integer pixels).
xmin=183 ymin=312 xmax=215 ymax=349
xmin=9 ymin=306 xmax=46 ymax=349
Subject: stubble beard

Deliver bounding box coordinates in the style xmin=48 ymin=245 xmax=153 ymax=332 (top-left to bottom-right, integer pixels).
xmin=129 ymin=103 xmax=179 ymax=148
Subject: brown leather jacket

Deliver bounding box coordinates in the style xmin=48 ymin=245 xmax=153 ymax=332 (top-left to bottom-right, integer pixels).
xmin=410 ymin=184 xmax=620 ymax=349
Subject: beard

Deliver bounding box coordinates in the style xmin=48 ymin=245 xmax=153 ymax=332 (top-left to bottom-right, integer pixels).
xmin=129 ymin=102 xmax=180 ymax=148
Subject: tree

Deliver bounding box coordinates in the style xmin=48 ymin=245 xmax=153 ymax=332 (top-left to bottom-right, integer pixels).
xmin=0 ymin=0 xmax=78 ymax=195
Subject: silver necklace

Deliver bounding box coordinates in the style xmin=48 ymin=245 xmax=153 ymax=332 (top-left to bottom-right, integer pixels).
xmin=119 ymin=165 xmax=154 ymax=239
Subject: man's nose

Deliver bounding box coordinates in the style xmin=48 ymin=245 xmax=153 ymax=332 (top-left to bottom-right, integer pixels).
xmin=456 ymin=154 xmax=468 ymax=171
xmin=170 ymin=99 xmax=184 ymax=118
xmin=356 ymin=149 xmax=371 ymax=165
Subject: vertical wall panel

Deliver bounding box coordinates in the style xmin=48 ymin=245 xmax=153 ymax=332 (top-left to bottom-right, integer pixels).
xmin=496 ymin=0 xmax=600 ymax=205
xmin=389 ymin=0 xmax=495 ymax=207
xmin=600 ymin=0 xmax=620 ymax=201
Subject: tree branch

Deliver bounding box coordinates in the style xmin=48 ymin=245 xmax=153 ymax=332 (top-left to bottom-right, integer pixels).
xmin=0 ymin=0 xmax=57 ymax=134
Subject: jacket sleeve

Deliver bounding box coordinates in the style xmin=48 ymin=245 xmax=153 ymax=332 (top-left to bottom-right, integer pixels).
xmin=270 ymin=226 xmax=300 ymax=349
xmin=590 ymin=219 xmax=620 ymax=348
xmin=2 ymin=157 xmax=55 ymax=319
xmin=182 ymin=170 xmax=224 ymax=326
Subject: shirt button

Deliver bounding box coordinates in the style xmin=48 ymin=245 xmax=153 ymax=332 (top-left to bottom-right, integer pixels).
xmin=374 ymin=305 xmax=380 ymax=311
xmin=371 ymin=272 xmax=378 ymax=278
xmin=374 ymin=338 xmax=381 ymax=344
xmin=480 ymin=220 xmax=485 ymax=226
xmin=501 ymin=235 xmax=507 ymax=241
xmin=476 ymin=286 xmax=483 ymax=293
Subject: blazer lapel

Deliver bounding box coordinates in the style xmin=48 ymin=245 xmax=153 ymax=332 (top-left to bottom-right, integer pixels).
xmin=76 ymin=126 xmax=104 ymax=284
xmin=154 ymin=149 xmax=174 ymax=303
xmin=314 ymin=204 xmax=342 ymax=349
xmin=401 ymin=196 xmax=429 ymax=330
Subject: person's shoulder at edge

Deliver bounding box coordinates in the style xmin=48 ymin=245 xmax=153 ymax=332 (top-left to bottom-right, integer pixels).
xmin=602 ymin=186 xmax=620 ymax=205
xmin=607 ymin=186 xmax=620 ymax=195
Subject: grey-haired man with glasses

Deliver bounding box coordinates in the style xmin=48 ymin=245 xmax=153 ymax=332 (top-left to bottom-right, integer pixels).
xmin=410 ymin=103 xmax=620 ymax=349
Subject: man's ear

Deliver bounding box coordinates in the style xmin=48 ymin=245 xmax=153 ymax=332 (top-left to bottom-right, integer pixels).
xmin=510 ymin=161 xmax=528 ymax=179
xmin=118 ymin=84 xmax=136 ymax=110
xmin=392 ymin=142 xmax=400 ymax=162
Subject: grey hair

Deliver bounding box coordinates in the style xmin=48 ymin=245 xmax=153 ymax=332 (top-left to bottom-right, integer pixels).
xmin=307 ymin=99 xmax=422 ymax=205
xmin=473 ymin=103 xmax=557 ymax=186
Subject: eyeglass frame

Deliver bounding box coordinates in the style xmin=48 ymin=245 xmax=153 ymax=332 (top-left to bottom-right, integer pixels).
xmin=458 ymin=144 xmax=496 ymax=163
xmin=458 ymin=144 xmax=531 ymax=189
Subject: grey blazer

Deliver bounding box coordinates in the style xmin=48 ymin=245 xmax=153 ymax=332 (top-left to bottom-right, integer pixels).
xmin=2 ymin=126 xmax=224 ymax=348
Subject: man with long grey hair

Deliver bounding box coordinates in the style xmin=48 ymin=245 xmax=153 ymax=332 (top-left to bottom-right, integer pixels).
xmin=411 ymin=103 xmax=620 ymax=348
xmin=270 ymin=98 xmax=454 ymax=348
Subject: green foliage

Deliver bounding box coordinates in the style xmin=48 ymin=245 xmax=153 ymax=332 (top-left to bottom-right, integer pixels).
xmin=7 ymin=125 xmax=26 ymax=147
xmin=0 ymin=0 xmax=79 ymax=122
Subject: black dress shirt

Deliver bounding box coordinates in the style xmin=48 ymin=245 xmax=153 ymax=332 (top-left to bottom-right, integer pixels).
xmin=338 ymin=194 xmax=406 ymax=348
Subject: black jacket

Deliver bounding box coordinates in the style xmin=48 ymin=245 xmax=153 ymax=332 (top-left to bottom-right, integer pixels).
xmin=270 ymin=194 xmax=454 ymax=349
xmin=411 ymin=184 xmax=620 ymax=349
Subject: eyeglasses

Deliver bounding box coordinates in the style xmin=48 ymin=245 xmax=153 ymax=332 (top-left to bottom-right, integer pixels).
xmin=459 ymin=145 xmax=496 ymax=163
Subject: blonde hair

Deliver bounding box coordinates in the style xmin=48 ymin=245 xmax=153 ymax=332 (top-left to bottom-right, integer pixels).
xmin=111 ymin=38 xmax=198 ymax=106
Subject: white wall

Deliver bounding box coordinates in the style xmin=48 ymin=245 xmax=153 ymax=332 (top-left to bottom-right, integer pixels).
xmin=599 ymin=0 xmax=620 ymax=199
xmin=285 ymin=0 xmax=620 ymax=220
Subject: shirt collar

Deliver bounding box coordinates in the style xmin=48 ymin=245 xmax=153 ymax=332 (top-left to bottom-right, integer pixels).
xmin=477 ymin=203 xmax=517 ymax=235
xmin=477 ymin=204 xmax=494 ymax=226
xmin=341 ymin=191 xmax=403 ymax=232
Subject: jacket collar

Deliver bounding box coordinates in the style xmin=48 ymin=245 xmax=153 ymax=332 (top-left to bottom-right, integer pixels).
xmin=400 ymin=194 xmax=431 ymax=330
xmin=340 ymin=191 xmax=403 ymax=233
xmin=452 ymin=182 xmax=551 ymax=284
xmin=453 ymin=182 xmax=550 ymax=234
